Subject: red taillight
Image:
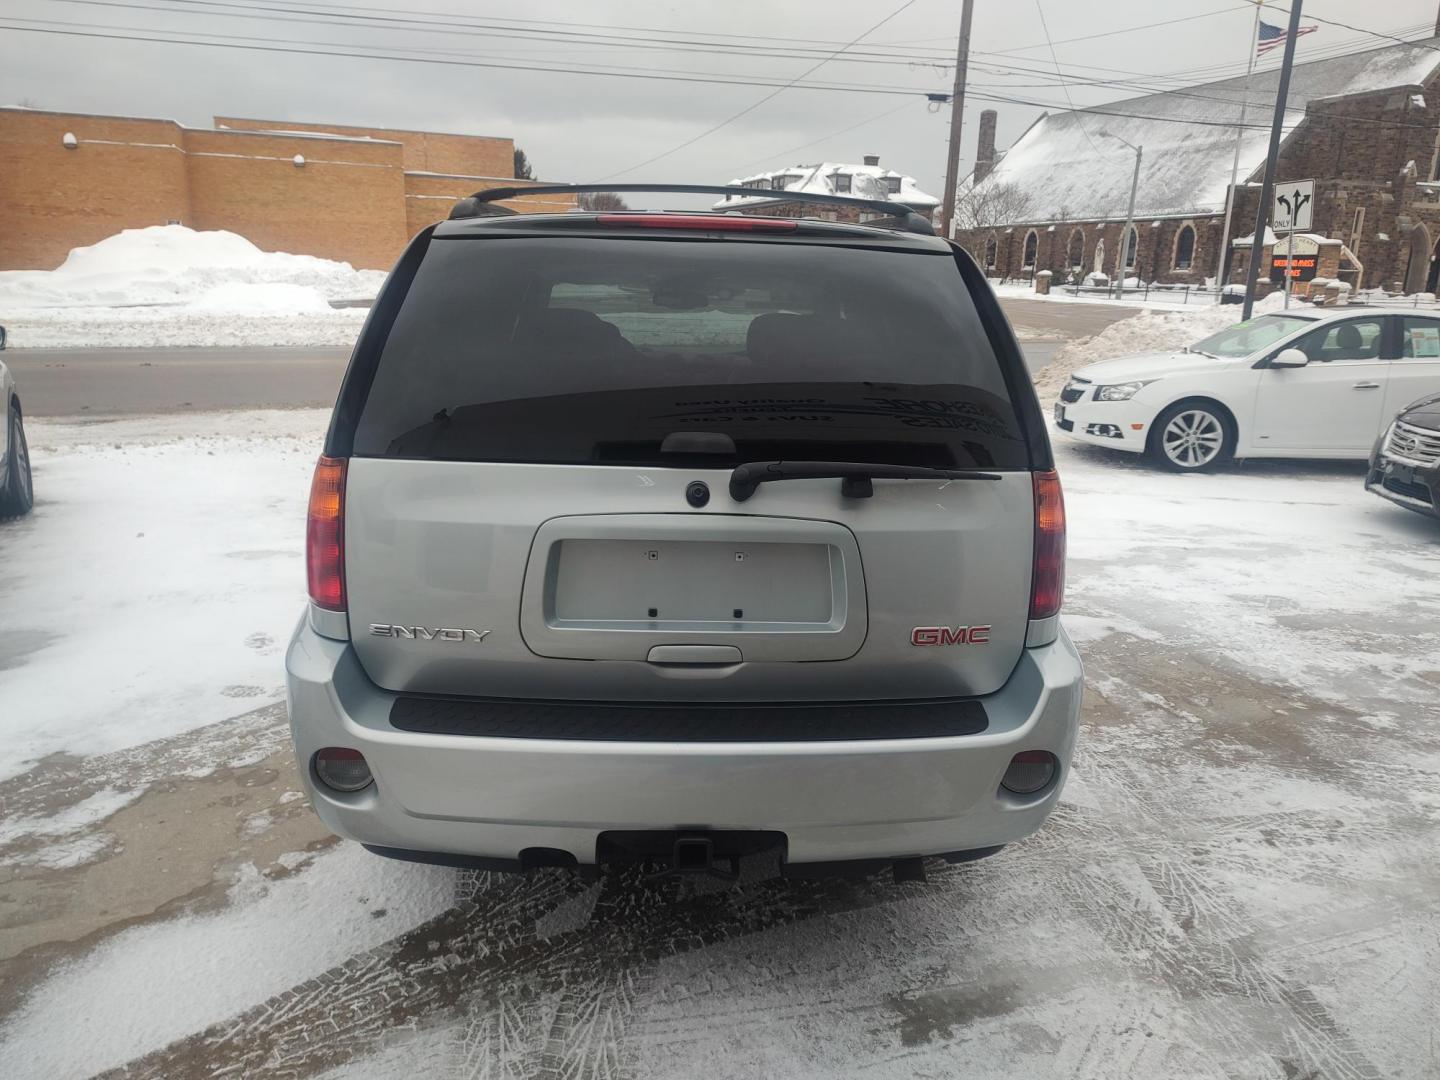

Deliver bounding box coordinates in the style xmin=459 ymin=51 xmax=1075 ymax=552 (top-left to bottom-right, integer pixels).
xmin=306 ymin=455 xmax=347 ymax=611
xmin=1030 ymin=470 xmax=1066 ymax=620
xmin=595 ymin=213 xmax=797 ymax=232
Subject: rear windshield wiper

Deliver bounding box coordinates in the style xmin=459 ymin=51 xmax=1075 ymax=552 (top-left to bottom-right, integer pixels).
xmin=729 ymin=461 xmax=1001 ymax=501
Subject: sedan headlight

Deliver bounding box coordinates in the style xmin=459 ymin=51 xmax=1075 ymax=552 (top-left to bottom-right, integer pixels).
xmin=1095 ymin=380 xmax=1154 ymax=401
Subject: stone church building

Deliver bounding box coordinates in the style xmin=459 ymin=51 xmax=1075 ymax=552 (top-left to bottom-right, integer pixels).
xmin=953 ymin=36 xmax=1440 ymax=296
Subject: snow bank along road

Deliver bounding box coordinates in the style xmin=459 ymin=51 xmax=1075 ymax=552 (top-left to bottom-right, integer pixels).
xmin=4 ymin=319 xmax=1074 ymax=420
xmin=0 ymin=407 xmax=1435 ymax=1079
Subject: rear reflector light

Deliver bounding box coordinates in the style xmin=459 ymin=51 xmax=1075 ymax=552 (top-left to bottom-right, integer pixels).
xmin=314 ymin=747 xmax=373 ymax=792
xmin=1030 ymin=470 xmax=1066 ymax=620
xmin=595 ymin=213 xmax=797 ymax=232
xmin=306 ymin=455 xmax=347 ymax=611
xmin=1001 ymin=750 xmax=1058 ymax=795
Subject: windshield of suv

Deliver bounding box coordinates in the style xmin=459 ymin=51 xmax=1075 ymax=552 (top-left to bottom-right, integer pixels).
xmin=353 ymin=236 xmax=1029 ymax=469
xmin=1188 ymin=313 xmax=1316 ymax=358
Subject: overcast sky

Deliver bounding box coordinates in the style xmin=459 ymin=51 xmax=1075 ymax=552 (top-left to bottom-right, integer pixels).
xmin=4 ymin=0 xmax=1440 ymax=200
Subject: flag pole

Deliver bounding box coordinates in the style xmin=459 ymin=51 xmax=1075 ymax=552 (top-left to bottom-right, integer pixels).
xmin=1241 ymin=0 xmax=1305 ymax=320
xmin=1215 ymin=0 xmax=1264 ymax=294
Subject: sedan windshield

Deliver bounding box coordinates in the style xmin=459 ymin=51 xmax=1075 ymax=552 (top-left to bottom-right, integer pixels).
xmin=1189 ymin=314 xmax=1315 ymax=358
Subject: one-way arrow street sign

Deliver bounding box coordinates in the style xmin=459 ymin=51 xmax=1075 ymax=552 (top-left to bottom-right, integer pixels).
xmin=1274 ymin=179 xmax=1314 ymax=232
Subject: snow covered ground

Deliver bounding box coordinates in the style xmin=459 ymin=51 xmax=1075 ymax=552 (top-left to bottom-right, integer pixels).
xmin=0 ymin=411 xmax=1436 ymax=1078
xmin=0 ymin=410 xmax=324 ymax=783
xmin=0 ymin=226 xmax=381 ymax=348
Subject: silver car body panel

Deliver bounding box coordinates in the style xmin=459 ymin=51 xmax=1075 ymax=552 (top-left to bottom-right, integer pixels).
xmin=286 ymin=616 xmax=1082 ymax=865
xmin=343 ymin=459 xmax=1036 ymax=701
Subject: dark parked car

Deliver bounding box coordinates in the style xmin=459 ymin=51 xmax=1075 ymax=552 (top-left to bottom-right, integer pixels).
xmin=1 ymin=323 xmax=36 ymax=520
xmin=1367 ymin=392 xmax=1440 ymax=519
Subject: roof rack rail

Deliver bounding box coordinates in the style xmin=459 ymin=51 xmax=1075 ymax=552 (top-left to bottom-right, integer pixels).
xmin=447 ymin=183 xmax=935 ymax=236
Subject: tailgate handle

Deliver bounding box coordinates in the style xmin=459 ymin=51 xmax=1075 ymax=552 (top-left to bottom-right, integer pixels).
xmin=646 ymin=645 xmax=743 ymax=665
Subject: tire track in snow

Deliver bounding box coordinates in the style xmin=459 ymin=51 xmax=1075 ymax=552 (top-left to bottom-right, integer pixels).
xmin=1066 ymin=644 xmax=1395 ymax=1080
xmin=102 ymin=868 xmax=935 ymax=1079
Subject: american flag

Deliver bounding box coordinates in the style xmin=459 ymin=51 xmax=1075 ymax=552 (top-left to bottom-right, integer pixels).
xmin=1257 ymin=19 xmax=1318 ymax=56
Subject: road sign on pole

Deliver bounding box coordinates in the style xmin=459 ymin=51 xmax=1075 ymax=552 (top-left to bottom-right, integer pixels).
xmin=1273 ymin=179 xmax=1314 ymax=232
xmin=1274 ymin=180 xmax=1313 ymax=310
xmin=1241 ymin=0 xmax=1306 ymax=321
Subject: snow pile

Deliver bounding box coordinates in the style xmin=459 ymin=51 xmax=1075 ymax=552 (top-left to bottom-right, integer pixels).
xmin=1033 ymin=292 xmax=1289 ymax=399
xmin=1 ymin=225 xmax=384 ymax=307
xmin=0 ymin=225 xmax=384 ymax=347
xmin=189 ymin=282 xmax=335 ymax=314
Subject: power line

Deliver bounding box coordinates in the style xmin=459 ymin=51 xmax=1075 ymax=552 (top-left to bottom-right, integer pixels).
xmin=40 ymin=0 xmax=960 ymax=67
xmin=1269 ymin=7 xmax=1440 ymax=53
xmin=6 ymin=10 xmax=1436 ymax=141
xmin=0 ymin=19 xmax=943 ymax=97
xmin=869 ymin=3 xmax=1250 ymax=54
xmin=593 ymin=0 xmax=920 ymax=181
xmin=35 ymin=0 xmax=1432 ymax=99
xmin=990 ymin=3 xmax=1253 ymax=56
xmin=730 ymin=102 xmax=917 ymax=173
xmin=159 ymin=0 xmax=953 ymax=55
xmin=1031 ymin=0 xmax=1107 ymax=159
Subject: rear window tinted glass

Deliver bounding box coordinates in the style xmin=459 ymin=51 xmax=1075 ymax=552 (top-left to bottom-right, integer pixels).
xmin=353 ymin=237 xmax=1028 ymax=469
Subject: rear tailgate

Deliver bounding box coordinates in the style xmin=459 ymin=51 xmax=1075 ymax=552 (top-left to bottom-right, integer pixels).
xmin=338 ymin=230 xmax=1039 ymax=703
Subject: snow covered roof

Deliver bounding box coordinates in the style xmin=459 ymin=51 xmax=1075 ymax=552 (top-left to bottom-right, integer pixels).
xmin=711 ymin=162 xmax=940 ymax=210
xmin=970 ymin=36 xmax=1440 ymax=225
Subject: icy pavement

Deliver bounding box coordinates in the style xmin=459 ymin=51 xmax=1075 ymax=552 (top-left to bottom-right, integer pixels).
xmin=0 ymin=415 xmax=1437 ymax=1079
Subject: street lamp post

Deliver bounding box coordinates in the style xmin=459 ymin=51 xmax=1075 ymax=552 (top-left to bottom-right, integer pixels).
xmin=1101 ymin=130 xmax=1142 ymax=299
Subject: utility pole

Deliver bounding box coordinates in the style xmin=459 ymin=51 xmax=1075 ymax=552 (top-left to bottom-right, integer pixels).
xmin=1101 ymin=131 xmax=1142 ymax=298
xmin=1216 ymin=0 xmax=1265 ymax=291
xmin=1242 ymin=0 xmax=1304 ymax=319
xmin=938 ymin=0 xmax=975 ymax=239
xmin=1117 ymin=147 xmax=1142 ymax=297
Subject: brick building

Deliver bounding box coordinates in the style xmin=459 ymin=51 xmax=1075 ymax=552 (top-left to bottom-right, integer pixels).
xmin=0 ymin=108 xmax=573 ymax=271
xmin=953 ymin=37 xmax=1440 ymax=297
xmin=712 ymin=156 xmax=940 ymax=222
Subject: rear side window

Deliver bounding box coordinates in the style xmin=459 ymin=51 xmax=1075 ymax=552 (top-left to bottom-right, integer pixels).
xmin=352 ymin=237 xmax=1029 ymax=469
xmin=1401 ymin=317 xmax=1440 ymax=358
xmin=1289 ymin=318 xmax=1384 ymax=362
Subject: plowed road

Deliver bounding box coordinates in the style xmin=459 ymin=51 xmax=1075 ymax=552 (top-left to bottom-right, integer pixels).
xmin=3 ymin=299 xmax=1136 ymax=416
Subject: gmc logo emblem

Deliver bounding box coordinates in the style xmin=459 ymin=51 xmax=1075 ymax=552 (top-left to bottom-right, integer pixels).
xmin=911 ymin=625 xmax=991 ymax=646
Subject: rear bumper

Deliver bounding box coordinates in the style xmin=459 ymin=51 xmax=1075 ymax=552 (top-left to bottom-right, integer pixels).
xmin=284 ymin=619 xmax=1084 ymax=867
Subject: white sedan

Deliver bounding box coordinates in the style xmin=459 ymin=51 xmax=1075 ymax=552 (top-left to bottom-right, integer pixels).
xmin=1054 ymin=309 xmax=1440 ymax=471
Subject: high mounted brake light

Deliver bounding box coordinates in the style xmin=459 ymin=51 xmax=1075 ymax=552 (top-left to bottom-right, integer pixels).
xmin=1030 ymin=470 xmax=1066 ymax=621
xmin=306 ymin=455 xmax=347 ymax=611
xmin=595 ymin=214 xmax=798 ymax=232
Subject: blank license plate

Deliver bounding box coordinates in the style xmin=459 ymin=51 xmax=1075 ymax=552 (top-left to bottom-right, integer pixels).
xmin=552 ymin=539 xmax=832 ymax=623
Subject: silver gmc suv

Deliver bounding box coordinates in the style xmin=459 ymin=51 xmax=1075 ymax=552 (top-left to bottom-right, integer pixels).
xmin=286 ymin=184 xmax=1083 ymax=882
